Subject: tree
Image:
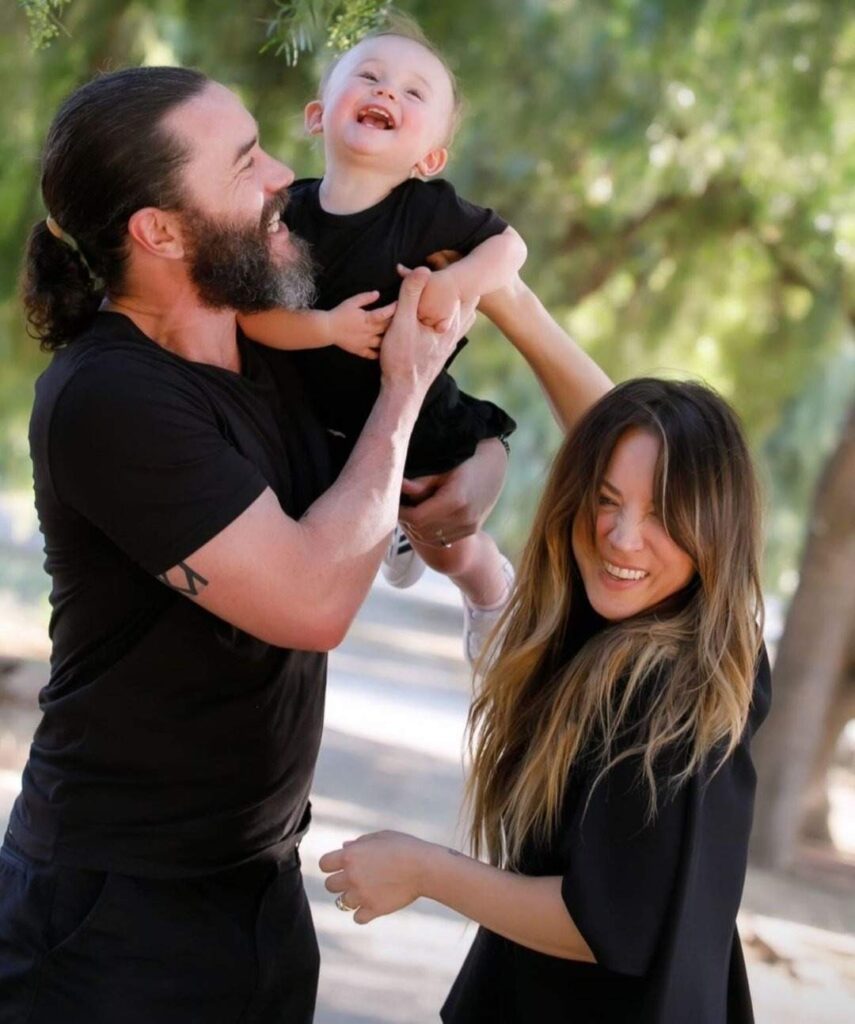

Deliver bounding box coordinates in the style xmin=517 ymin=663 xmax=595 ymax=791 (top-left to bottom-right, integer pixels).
xmin=3 ymin=0 xmax=852 ymax=583
xmin=3 ymin=0 xmax=853 ymax=855
xmin=750 ymin=402 xmax=855 ymax=868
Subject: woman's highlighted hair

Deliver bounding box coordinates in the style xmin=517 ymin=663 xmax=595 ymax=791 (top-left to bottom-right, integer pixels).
xmin=466 ymin=379 xmax=764 ymax=867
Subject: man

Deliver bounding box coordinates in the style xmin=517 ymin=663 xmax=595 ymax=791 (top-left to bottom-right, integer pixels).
xmin=0 ymin=66 xmax=506 ymax=1023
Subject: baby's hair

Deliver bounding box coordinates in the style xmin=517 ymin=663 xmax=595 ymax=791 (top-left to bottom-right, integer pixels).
xmin=317 ymin=10 xmax=464 ymax=144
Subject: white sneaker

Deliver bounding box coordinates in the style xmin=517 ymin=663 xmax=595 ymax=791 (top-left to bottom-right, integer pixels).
xmin=463 ymin=555 xmax=515 ymax=667
xmin=381 ymin=525 xmax=426 ymax=589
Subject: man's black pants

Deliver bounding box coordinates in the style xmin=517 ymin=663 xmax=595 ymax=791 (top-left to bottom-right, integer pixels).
xmin=0 ymin=838 xmax=319 ymax=1023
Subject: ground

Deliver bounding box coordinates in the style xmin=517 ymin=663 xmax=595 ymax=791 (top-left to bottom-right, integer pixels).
xmin=0 ymin=494 xmax=853 ymax=1021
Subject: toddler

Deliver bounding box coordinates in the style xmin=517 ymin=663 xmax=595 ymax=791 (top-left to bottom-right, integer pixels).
xmin=240 ymin=20 xmax=525 ymax=663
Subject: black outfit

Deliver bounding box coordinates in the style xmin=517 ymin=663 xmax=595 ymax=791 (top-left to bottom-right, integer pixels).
xmin=442 ymin=602 xmax=772 ymax=1024
xmin=0 ymin=312 xmax=332 ymax=1022
xmin=285 ymin=177 xmax=517 ymax=476
xmin=0 ymin=845 xmax=317 ymax=1024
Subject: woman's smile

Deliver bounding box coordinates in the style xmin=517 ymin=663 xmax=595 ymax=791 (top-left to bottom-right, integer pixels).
xmin=573 ymin=428 xmax=696 ymax=620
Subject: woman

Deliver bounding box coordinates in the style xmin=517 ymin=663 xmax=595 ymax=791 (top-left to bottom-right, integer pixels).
xmin=319 ymin=280 xmax=770 ymax=1023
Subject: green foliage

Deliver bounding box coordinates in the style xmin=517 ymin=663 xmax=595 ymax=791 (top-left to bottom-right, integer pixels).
xmin=762 ymin=347 xmax=855 ymax=594
xmin=18 ymin=0 xmax=72 ymax=49
xmin=264 ymin=0 xmax=393 ymax=65
xmin=0 ymin=0 xmax=851 ymax=599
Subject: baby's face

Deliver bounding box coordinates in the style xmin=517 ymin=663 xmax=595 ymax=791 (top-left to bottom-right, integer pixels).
xmin=316 ymin=35 xmax=456 ymax=177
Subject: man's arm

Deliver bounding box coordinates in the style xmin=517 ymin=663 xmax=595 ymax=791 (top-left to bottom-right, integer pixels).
xmin=166 ymin=269 xmax=471 ymax=650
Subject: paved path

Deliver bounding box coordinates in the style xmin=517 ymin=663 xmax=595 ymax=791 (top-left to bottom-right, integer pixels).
xmin=1 ymin=536 xmax=853 ymax=1020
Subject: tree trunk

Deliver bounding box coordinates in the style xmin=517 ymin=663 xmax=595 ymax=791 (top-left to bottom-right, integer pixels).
xmin=750 ymin=402 xmax=855 ymax=869
xmin=800 ymin=655 xmax=854 ymax=841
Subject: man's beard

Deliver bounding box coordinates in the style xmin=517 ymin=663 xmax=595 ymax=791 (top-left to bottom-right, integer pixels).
xmin=182 ymin=190 xmax=316 ymax=313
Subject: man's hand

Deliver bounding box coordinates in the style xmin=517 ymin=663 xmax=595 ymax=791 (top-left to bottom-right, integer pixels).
xmin=379 ymin=267 xmax=470 ymax=400
xmin=398 ymin=437 xmax=508 ymax=547
xmin=325 ymin=291 xmax=396 ymax=359
xmin=412 ymin=266 xmax=464 ymax=331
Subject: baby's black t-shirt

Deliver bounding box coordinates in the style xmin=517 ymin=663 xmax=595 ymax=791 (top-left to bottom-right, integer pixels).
xmin=285 ymin=177 xmax=516 ymax=476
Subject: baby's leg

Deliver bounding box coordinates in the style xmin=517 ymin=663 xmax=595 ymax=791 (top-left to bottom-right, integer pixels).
xmin=409 ymin=530 xmax=511 ymax=609
xmin=409 ymin=529 xmax=514 ymax=665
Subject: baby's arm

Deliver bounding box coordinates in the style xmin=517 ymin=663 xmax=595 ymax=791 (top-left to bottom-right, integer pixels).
xmin=425 ymin=250 xmax=611 ymax=433
xmin=415 ymin=226 xmax=527 ymax=330
xmin=238 ymin=291 xmax=396 ymax=360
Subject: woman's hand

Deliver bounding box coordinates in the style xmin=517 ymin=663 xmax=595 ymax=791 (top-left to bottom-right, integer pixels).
xmin=320 ymin=831 xmax=597 ymax=962
xmin=319 ymin=831 xmax=437 ymax=924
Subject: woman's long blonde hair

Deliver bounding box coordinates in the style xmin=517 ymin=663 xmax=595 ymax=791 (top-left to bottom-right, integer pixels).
xmin=466 ymin=379 xmax=764 ymax=867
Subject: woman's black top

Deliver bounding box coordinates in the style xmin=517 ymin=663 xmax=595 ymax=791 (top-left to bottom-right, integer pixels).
xmin=442 ymin=602 xmax=771 ymax=1024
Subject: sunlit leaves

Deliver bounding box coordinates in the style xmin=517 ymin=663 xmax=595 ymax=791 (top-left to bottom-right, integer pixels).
xmin=263 ymin=0 xmax=392 ymax=65
xmin=18 ymin=0 xmax=72 ymax=49
xmin=1 ymin=0 xmax=850 ymax=595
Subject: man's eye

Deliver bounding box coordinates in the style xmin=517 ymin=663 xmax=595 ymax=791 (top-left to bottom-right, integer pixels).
xmin=242 ymin=159 xmax=255 ymax=172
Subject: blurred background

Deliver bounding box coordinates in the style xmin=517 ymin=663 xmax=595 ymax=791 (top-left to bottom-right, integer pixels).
xmin=1 ymin=0 xmax=853 ymax=1020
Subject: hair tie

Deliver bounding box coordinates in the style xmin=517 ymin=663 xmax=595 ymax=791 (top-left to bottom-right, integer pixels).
xmin=46 ymin=215 xmax=80 ymax=252
xmin=44 ymin=215 xmax=105 ymax=290
xmin=45 ymin=215 xmax=65 ymax=241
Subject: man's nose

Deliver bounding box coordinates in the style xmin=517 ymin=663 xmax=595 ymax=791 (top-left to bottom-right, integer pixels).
xmin=264 ymin=153 xmax=294 ymax=193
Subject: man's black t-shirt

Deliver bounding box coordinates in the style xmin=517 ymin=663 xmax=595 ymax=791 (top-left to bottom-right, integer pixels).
xmin=9 ymin=312 xmax=332 ymax=878
xmin=285 ymin=177 xmax=516 ymax=476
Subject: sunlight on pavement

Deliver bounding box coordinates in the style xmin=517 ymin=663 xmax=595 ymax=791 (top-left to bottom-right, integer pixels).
xmin=347 ymin=620 xmax=463 ymax=661
xmin=323 ymin=670 xmax=468 ymax=764
xmin=0 ymin=528 xmax=853 ymax=1023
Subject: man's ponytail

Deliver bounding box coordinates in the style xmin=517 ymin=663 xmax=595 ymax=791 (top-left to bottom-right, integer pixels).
xmin=20 ymin=66 xmax=209 ymax=350
xmin=22 ymin=221 xmax=104 ymax=351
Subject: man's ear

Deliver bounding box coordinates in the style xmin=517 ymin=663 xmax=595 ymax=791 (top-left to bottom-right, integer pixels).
xmin=304 ymin=100 xmax=325 ymax=136
xmin=127 ymin=207 xmax=186 ymax=260
xmin=414 ymin=147 xmax=448 ymax=178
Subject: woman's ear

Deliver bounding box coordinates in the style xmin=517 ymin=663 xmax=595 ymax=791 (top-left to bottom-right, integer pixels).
xmin=414 ymin=147 xmax=448 ymax=178
xmin=304 ymin=100 xmax=324 ymax=136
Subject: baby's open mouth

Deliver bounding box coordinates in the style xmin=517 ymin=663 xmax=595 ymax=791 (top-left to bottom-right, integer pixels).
xmin=357 ymin=105 xmax=396 ymax=130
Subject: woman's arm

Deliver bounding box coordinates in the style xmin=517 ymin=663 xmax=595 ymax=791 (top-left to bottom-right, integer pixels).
xmin=437 ymin=227 xmax=528 ymax=303
xmin=478 ymin=275 xmax=612 ymax=434
xmin=410 ymin=227 xmax=527 ymax=331
xmin=319 ymin=831 xmax=596 ymax=963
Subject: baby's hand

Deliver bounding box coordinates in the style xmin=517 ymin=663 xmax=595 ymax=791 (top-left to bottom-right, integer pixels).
xmin=408 ymin=265 xmax=463 ymax=331
xmin=326 ymin=291 xmax=397 ymax=360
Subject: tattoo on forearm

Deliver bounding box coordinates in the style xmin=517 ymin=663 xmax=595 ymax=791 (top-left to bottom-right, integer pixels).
xmin=156 ymin=561 xmax=209 ymax=597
